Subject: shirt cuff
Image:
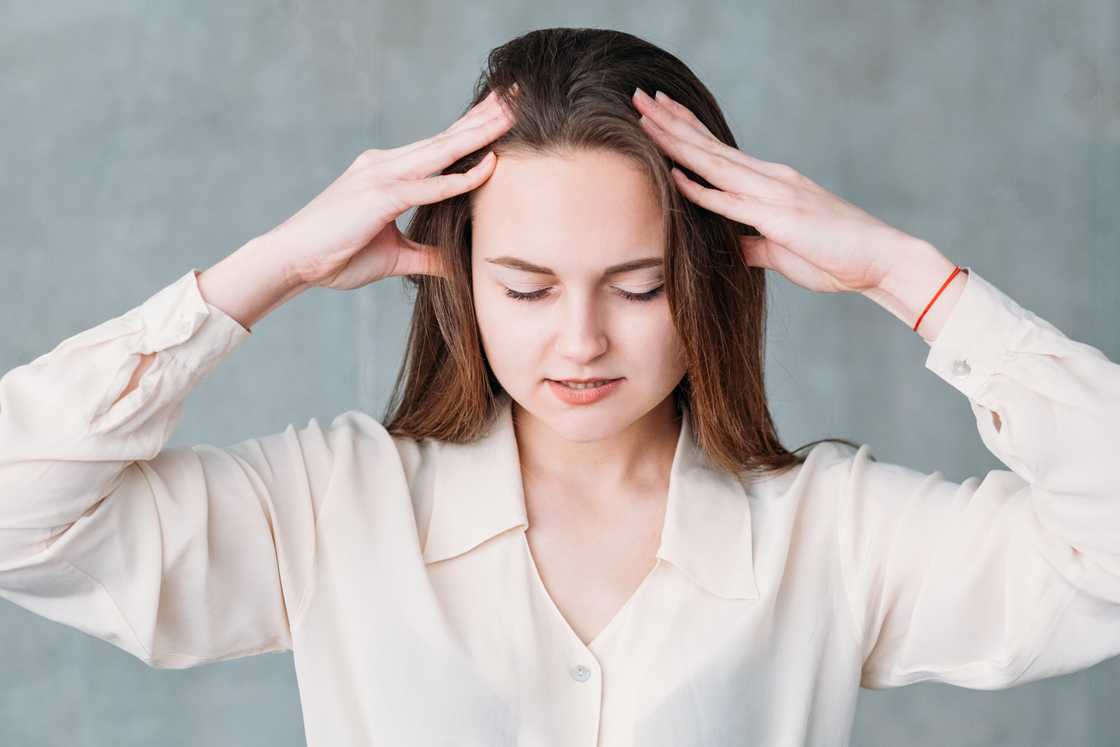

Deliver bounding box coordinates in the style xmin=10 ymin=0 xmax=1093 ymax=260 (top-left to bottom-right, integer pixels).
xmin=924 ymin=267 xmax=1031 ymax=403
xmin=136 ymin=268 xmax=252 ymax=369
xmin=86 ymin=269 xmax=252 ymax=433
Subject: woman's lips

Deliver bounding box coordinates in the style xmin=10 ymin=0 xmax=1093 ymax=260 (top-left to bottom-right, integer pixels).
xmin=546 ymin=378 xmax=623 ymax=405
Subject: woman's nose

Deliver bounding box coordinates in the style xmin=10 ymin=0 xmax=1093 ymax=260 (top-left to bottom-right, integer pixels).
xmin=553 ymin=296 xmax=608 ymax=362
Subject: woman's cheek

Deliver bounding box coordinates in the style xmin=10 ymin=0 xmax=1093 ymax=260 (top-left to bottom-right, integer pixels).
xmin=476 ymin=297 xmax=537 ymax=369
xmin=625 ymin=306 xmax=675 ymax=344
xmin=642 ymin=317 xmax=687 ymax=379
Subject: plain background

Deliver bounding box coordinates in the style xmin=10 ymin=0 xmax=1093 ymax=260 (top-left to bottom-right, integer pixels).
xmin=1 ymin=2 xmax=1117 ymax=745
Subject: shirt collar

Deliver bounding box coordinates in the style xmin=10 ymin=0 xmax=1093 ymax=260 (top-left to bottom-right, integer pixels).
xmin=422 ymin=391 xmax=760 ymax=600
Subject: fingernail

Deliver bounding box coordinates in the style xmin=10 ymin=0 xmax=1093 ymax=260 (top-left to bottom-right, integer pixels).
xmin=633 ymin=87 xmax=651 ymax=103
xmin=654 ymin=90 xmax=668 ymax=103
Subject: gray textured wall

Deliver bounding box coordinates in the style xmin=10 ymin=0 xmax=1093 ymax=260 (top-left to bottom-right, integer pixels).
xmin=1 ymin=2 xmax=1116 ymax=745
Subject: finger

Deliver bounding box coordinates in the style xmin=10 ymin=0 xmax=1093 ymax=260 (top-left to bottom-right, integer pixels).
xmin=634 ymin=89 xmax=723 ymax=156
xmin=388 ymin=114 xmax=511 ymax=181
xmin=669 ymin=166 xmax=755 ymax=223
xmin=388 ymin=150 xmax=498 ymax=207
xmin=643 ymin=116 xmax=772 ymax=198
xmin=442 ymin=85 xmax=516 ymax=137
xmin=445 ymin=90 xmax=502 ymax=135
xmin=637 ymin=90 xmax=799 ymax=186
xmin=651 ymin=91 xmax=717 ymax=139
xmin=372 ymin=92 xmax=504 ymax=166
xmin=672 ymin=166 xmax=788 ymax=235
xmin=412 ymin=100 xmax=501 ymax=158
xmin=425 ymin=86 xmax=512 ymax=143
xmin=634 ymin=89 xmax=751 ymax=173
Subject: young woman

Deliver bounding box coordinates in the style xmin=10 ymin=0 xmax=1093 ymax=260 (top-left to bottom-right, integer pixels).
xmin=1 ymin=27 xmax=1117 ymax=746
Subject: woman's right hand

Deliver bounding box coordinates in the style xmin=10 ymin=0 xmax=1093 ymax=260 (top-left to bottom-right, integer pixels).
xmin=261 ymin=89 xmax=514 ymax=291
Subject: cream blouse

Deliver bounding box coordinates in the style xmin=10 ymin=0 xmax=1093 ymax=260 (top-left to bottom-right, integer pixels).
xmin=1 ymin=266 xmax=1117 ymax=746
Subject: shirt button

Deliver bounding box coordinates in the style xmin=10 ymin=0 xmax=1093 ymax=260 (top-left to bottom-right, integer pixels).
xmin=570 ymin=664 xmax=591 ymax=682
xmin=951 ymin=359 xmax=971 ymax=376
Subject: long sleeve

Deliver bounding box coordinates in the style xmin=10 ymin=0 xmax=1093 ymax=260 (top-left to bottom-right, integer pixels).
xmin=0 ymin=269 xmax=331 ymax=668
xmin=835 ymin=267 xmax=1120 ymax=690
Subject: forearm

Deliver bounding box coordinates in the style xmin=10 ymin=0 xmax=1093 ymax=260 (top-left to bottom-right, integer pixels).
xmin=860 ymin=239 xmax=968 ymax=345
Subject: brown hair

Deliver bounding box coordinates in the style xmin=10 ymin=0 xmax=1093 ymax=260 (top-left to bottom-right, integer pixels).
xmin=382 ymin=27 xmax=859 ymax=478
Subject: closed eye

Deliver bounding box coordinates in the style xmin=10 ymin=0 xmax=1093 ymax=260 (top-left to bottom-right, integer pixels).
xmin=503 ymin=285 xmax=665 ymax=302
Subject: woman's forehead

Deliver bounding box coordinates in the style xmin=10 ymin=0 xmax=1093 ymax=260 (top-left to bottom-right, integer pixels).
xmin=471 ymin=150 xmax=664 ymax=263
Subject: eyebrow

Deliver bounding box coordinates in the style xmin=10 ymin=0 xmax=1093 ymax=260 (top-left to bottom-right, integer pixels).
xmin=483 ymin=255 xmax=663 ymax=276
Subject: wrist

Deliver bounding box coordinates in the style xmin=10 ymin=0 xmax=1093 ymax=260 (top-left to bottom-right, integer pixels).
xmin=860 ymin=240 xmax=967 ymax=344
xmin=244 ymin=233 xmax=313 ymax=295
xmin=197 ymin=236 xmax=310 ymax=332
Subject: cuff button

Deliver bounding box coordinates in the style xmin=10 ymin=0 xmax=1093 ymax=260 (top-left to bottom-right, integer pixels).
xmin=951 ymin=359 xmax=971 ymax=376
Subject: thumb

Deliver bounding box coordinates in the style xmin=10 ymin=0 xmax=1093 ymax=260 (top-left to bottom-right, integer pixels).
xmin=739 ymin=234 xmax=772 ymax=270
xmin=394 ymin=236 xmax=450 ymax=278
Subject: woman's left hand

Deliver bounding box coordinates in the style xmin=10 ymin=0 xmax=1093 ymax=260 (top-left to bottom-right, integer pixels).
xmin=631 ymin=87 xmax=920 ymax=294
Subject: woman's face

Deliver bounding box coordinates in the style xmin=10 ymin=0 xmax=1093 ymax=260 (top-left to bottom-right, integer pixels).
xmin=470 ymin=148 xmax=688 ymax=442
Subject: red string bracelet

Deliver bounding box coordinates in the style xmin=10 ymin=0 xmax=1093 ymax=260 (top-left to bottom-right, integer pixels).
xmin=912 ymin=265 xmax=965 ymax=333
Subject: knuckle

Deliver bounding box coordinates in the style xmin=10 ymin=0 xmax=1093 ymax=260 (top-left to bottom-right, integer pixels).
xmin=774 ymin=162 xmax=801 ymax=180
xmin=355 ymin=148 xmax=383 ymax=167
xmin=797 ymin=172 xmax=821 ymax=190
xmin=790 ymin=168 xmax=815 ymax=187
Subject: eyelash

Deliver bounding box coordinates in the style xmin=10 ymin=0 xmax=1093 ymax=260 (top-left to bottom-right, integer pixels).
xmin=503 ymin=285 xmax=666 ymax=303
